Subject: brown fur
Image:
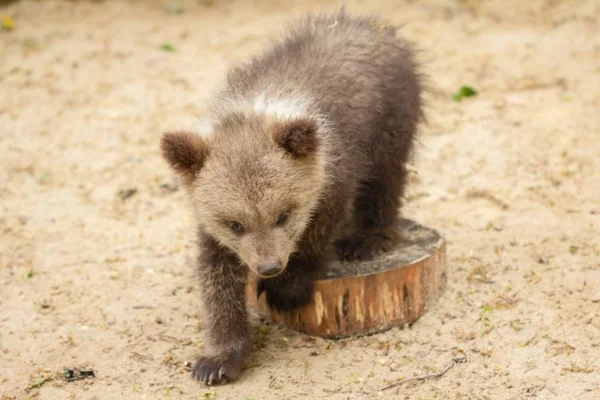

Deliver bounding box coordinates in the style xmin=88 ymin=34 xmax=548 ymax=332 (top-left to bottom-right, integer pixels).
xmin=273 ymin=117 xmax=320 ymax=158
xmin=160 ymin=132 xmax=209 ymax=186
xmin=161 ymin=10 xmax=424 ymax=385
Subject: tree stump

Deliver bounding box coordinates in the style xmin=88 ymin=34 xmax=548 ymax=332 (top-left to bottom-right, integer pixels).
xmin=246 ymin=219 xmax=447 ymax=339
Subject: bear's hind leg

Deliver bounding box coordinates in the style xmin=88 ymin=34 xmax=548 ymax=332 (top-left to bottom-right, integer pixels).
xmin=335 ymin=165 xmax=407 ymax=261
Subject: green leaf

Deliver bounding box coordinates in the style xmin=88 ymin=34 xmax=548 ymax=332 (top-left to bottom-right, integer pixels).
xmin=133 ymin=384 xmax=144 ymax=393
xmin=160 ymin=43 xmax=176 ymax=52
xmin=166 ymin=1 xmax=184 ymax=14
xmin=452 ymin=85 xmax=478 ymax=102
xmin=27 ymin=376 xmax=52 ymax=390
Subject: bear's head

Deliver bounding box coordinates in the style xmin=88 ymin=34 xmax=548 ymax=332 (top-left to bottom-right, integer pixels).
xmin=161 ymin=112 xmax=328 ymax=278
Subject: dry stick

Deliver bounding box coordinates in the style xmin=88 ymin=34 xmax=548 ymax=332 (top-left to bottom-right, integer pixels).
xmin=380 ymin=353 xmax=468 ymax=391
xmin=132 ymin=305 xmax=155 ymax=309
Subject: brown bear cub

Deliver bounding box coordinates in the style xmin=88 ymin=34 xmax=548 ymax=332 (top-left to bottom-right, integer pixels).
xmin=161 ymin=10 xmax=423 ymax=385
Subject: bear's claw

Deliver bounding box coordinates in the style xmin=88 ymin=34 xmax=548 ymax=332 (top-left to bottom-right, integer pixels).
xmin=192 ymin=351 xmax=244 ymax=385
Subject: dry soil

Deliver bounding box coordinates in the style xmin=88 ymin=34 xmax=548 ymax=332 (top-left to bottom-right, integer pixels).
xmin=1 ymin=0 xmax=599 ymax=399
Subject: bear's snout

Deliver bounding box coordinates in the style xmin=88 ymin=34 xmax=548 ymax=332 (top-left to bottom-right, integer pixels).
xmin=258 ymin=260 xmax=283 ymax=277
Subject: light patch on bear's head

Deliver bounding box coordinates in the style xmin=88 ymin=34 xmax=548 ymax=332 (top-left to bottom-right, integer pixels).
xmin=195 ymin=92 xmax=314 ymax=141
xmin=252 ymin=92 xmax=311 ymax=121
xmin=195 ymin=118 xmax=214 ymax=139
xmin=162 ymin=109 xmax=330 ymax=278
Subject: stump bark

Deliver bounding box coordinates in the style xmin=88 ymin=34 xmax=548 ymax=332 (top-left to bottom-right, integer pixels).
xmin=246 ymin=219 xmax=447 ymax=338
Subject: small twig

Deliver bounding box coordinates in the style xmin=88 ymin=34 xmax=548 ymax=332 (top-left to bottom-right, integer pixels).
xmin=380 ymin=353 xmax=467 ymax=391
xmin=132 ymin=305 xmax=155 ymax=309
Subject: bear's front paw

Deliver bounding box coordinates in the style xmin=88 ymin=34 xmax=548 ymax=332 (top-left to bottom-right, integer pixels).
xmin=192 ymin=349 xmax=245 ymax=385
xmin=257 ymin=274 xmax=313 ymax=312
xmin=335 ymin=228 xmax=398 ymax=261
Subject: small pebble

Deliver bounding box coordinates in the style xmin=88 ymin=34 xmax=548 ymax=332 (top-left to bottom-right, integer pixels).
xmin=159 ymin=176 xmax=180 ymax=192
xmin=118 ymin=187 xmax=137 ymax=200
xmin=128 ymin=156 xmax=143 ymax=164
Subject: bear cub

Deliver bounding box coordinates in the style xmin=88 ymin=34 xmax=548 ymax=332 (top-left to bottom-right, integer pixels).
xmin=161 ymin=10 xmax=423 ymax=385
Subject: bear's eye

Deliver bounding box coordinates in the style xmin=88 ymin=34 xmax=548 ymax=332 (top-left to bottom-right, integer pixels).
xmin=229 ymin=221 xmax=244 ymax=233
xmin=276 ymin=211 xmax=290 ymax=226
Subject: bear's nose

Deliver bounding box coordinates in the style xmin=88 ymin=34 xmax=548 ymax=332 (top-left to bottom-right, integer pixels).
xmin=258 ymin=261 xmax=282 ymax=277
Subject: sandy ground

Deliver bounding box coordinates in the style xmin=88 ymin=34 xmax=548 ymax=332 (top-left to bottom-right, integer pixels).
xmin=1 ymin=0 xmax=599 ymax=399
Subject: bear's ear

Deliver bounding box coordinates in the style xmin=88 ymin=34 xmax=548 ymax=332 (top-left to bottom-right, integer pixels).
xmin=273 ymin=118 xmax=320 ymax=158
xmin=160 ymin=132 xmax=210 ymax=185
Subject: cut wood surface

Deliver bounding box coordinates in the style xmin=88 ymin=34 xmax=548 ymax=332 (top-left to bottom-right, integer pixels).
xmin=246 ymin=219 xmax=447 ymax=338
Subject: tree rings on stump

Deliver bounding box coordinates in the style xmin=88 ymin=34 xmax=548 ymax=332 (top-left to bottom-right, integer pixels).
xmin=246 ymin=219 xmax=447 ymax=339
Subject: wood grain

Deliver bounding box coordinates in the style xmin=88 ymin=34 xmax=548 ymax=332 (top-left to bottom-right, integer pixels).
xmin=247 ymin=219 xmax=447 ymax=338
